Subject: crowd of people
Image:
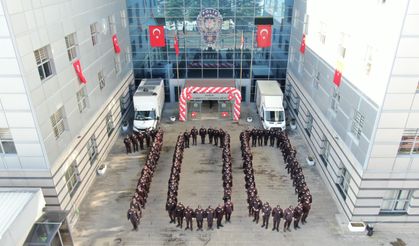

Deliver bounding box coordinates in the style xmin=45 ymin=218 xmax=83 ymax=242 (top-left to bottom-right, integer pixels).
xmin=123 ymin=128 xmax=158 ymax=154
xmin=166 ymin=127 xmax=234 ymax=231
xmin=240 ymin=128 xmax=312 ymax=232
xmin=127 ymin=128 xmax=164 ymax=231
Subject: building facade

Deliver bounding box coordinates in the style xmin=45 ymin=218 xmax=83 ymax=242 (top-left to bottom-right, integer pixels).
xmin=287 ymin=0 xmax=419 ymax=223
xmin=0 ymin=0 xmax=133 ymax=226
xmin=126 ymin=0 xmax=294 ymax=106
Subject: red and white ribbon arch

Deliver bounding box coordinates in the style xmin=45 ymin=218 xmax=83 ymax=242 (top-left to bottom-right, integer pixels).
xmin=179 ymin=86 xmax=242 ymax=122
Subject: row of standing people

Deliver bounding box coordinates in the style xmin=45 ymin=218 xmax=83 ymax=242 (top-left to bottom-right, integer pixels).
xmin=240 ymin=128 xmax=311 ymax=232
xmin=127 ymin=128 xmax=164 ymax=231
xmin=123 ymin=128 xmax=157 ymax=154
xmin=249 ymin=128 xmax=285 ymax=148
xmin=182 ymin=126 xmax=228 ymax=148
xmin=166 ymin=129 xmax=234 ymax=231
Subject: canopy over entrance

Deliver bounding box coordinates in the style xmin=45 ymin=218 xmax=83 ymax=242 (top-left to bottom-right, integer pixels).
xmin=179 ymin=79 xmax=241 ymax=121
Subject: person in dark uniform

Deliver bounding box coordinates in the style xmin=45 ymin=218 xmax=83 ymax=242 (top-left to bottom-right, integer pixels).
xmin=252 ymin=197 xmax=262 ymax=224
xmin=195 ymin=205 xmax=204 ymax=231
xmin=272 ymin=205 xmax=283 ymax=232
xmin=261 ymin=202 xmax=272 ymax=229
xmin=224 ymin=200 xmax=234 ymax=223
xmin=207 ymin=127 xmax=214 ymax=144
xmin=269 ymin=129 xmax=276 ymax=147
xmin=213 ymin=128 xmax=219 ymax=146
xmin=183 ymin=130 xmax=190 ymax=148
xmin=145 ymin=130 xmax=151 ymax=148
xmin=263 ymin=130 xmax=269 ymax=146
xmin=130 ymin=134 xmax=138 ymax=152
xmin=166 ymin=198 xmax=176 ymax=224
xmin=219 ymin=128 xmax=226 ymax=148
xmin=199 ymin=127 xmax=207 ymax=144
xmin=124 ymin=136 xmax=132 ymax=154
xmin=206 ymin=206 xmax=215 ymax=230
xmin=293 ymin=203 xmax=303 ymax=229
xmin=301 ymin=200 xmax=311 ymax=224
xmin=257 ymin=129 xmax=263 ymax=146
xmin=283 ymin=205 xmax=294 ymax=232
xmin=127 ymin=207 xmax=141 ymax=231
xmin=137 ymin=132 xmax=144 ymax=150
xmin=184 ymin=206 xmax=193 ymax=231
xmin=215 ymin=204 xmax=224 ymax=229
xmin=190 ymin=126 xmax=198 ymax=145
xmin=175 ymin=202 xmax=185 ymax=228
xmin=251 ymin=128 xmax=257 ymax=147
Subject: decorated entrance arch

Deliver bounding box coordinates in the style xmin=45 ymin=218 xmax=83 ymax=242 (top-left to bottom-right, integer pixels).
xmin=179 ymin=86 xmax=242 ymax=121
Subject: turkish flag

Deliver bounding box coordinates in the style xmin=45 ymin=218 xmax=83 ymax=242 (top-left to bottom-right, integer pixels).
xmin=174 ymin=34 xmax=179 ymax=56
xmin=333 ymin=69 xmax=342 ymax=87
xmin=257 ymin=25 xmax=272 ymax=48
xmin=72 ymin=60 xmax=87 ymax=84
xmin=300 ymin=34 xmax=306 ymax=54
xmin=149 ymin=25 xmax=166 ymax=47
xmin=112 ymin=34 xmax=121 ymax=53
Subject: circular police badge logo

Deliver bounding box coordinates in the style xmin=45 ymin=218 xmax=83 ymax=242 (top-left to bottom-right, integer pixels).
xmin=196 ymin=8 xmax=223 ymax=45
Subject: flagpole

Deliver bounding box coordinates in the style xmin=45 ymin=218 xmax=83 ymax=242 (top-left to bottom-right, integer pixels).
xmin=175 ymin=33 xmax=180 ymax=102
xmin=239 ymin=30 xmax=243 ymax=91
xmin=249 ymin=28 xmax=255 ymax=100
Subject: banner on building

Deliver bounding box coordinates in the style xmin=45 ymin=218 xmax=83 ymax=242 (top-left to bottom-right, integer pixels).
xmin=257 ymin=25 xmax=272 ymax=48
xmin=149 ymin=25 xmax=166 ymax=47
xmin=300 ymin=34 xmax=306 ymax=54
xmin=174 ymin=34 xmax=179 ymax=56
xmin=112 ymin=34 xmax=121 ymax=53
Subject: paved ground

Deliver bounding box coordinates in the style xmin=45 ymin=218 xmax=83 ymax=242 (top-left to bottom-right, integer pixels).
xmin=73 ymin=103 xmax=419 ymax=246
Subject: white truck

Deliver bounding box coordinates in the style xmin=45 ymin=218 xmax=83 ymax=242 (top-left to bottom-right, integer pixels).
xmin=255 ymin=80 xmax=286 ymax=130
xmin=133 ymin=79 xmax=165 ymax=132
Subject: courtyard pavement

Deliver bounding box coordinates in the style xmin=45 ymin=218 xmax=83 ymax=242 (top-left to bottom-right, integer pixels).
xmin=72 ymin=103 xmax=419 ymax=246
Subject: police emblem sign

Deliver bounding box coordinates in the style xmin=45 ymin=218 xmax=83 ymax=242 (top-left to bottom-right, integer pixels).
xmin=196 ymin=8 xmax=223 ymax=45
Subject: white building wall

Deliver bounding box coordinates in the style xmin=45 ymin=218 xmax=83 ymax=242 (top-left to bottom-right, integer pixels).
xmin=288 ymin=0 xmax=419 ymax=223
xmin=0 ymin=0 xmax=134 ymax=217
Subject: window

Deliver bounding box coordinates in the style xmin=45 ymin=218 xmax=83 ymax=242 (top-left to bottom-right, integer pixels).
xmin=303 ymin=14 xmax=309 ymax=34
xmin=381 ymin=190 xmax=412 ymax=214
xmin=90 ymin=22 xmax=99 ymax=46
xmin=320 ymin=138 xmax=330 ymax=167
xmin=114 ymin=55 xmax=121 ymax=74
xmin=336 ymin=167 xmax=350 ymax=200
xmin=330 ymin=88 xmax=340 ymax=114
xmin=51 ymin=107 xmax=66 ymax=139
xmin=0 ymin=128 xmax=17 ymax=154
xmin=338 ymin=33 xmax=349 ymax=59
xmin=305 ymin=113 xmax=313 ymax=137
xmin=65 ymin=33 xmax=78 ymax=61
xmin=125 ymin=46 xmax=131 ymax=64
xmin=106 ymin=111 xmax=114 ymax=136
xmin=319 ymin=22 xmax=327 ymax=45
xmin=298 ymin=54 xmax=304 ymax=73
xmin=86 ymin=135 xmax=98 ymax=164
xmin=398 ymin=129 xmax=419 ymax=155
xmin=293 ymin=9 xmax=299 ymax=28
xmin=365 ymin=45 xmax=374 ymax=75
xmin=416 ymin=81 xmax=419 ymax=93
xmin=98 ymin=70 xmax=105 ymax=90
xmin=289 ymin=46 xmax=295 ymax=64
xmin=108 ymin=15 xmax=116 ymax=35
xmin=76 ymin=87 xmax=88 ymax=113
xmin=351 ymin=110 xmax=365 ymax=140
xmin=312 ymin=69 xmax=320 ymax=89
xmin=128 ymin=8 xmax=133 ymax=24
xmin=34 ymin=46 xmax=54 ymax=81
xmin=65 ymin=162 xmax=80 ymax=196
xmin=121 ymin=10 xmax=127 ymax=28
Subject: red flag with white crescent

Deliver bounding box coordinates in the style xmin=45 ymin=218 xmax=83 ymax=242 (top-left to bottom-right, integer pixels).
xmin=240 ymin=31 xmax=244 ymax=49
xmin=257 ymin=25 xmax=272 ymax=48
xmin=174 ymin=34 xmax=179 ymax=56
xmin=112 ymin=34 xmax=121 ymax=53
xmin=149 ymin=25 xmax=166 ymax=47
xmin=72 ymin=60 xmax=87 ymax=84
xmin=300 ymin=34 xmax=306 ymax=54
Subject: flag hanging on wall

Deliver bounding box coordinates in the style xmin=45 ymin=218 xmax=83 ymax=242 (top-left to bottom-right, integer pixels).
xmin=72 ymin=60 xmax=87 ymax=84
xmin=240 ymin=31 xmax=245 ymax=49
xmin=149 ymin=25 xmax=166 ymax=47
xmin=300 ymin=34 xmax=306 ymax=54
xmin=174 ymin=34 xmax=179 ymax=56
xmin=257 ymin=25 xmax=272 ymax=48
xmin=112 ymin=34 xmax=121 ymax=54
xmin=333 ymin=61 xmax=344 ymax=87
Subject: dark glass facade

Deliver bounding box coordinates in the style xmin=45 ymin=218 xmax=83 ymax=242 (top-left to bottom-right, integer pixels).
xmin=127 ymin=0 xmax=293 ymax=102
